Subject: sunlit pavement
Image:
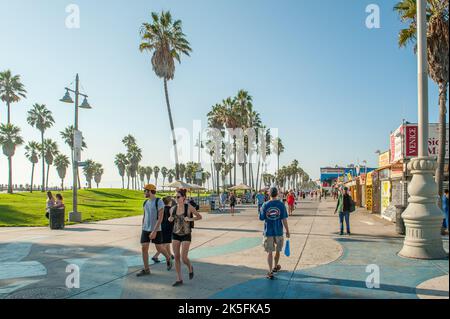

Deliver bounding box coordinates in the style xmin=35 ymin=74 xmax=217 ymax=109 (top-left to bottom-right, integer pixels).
xmin=0 ymin=199 xmax=448 ymax=299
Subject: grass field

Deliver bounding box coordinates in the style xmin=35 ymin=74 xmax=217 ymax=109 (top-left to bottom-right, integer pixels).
xmin=0 ymin=188 xmax=211 ymax=227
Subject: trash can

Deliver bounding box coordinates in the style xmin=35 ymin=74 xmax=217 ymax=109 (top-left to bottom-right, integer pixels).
xmin=395 ymin=205 xmax=406 ymax=235
xmin=49 ymin=208 xmax=65 ymax=230
xmin=210 ymin=200 xmax=216 ymax=211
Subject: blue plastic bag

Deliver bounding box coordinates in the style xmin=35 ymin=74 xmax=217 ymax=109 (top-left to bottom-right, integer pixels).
xmin=284 ymin=239 xmax=291 ymax=257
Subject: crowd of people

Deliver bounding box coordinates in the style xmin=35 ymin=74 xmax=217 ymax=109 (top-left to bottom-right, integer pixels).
xmin=43 ymin=183 xmax=446 ymax=284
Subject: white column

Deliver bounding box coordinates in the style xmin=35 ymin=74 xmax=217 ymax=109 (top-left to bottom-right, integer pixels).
xmin=398 ymin=0 xmax=446 ymax=259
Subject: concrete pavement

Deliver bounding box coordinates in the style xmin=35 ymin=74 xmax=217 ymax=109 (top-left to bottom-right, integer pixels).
xmin=0 ymin=198 xmax=448 ymax=299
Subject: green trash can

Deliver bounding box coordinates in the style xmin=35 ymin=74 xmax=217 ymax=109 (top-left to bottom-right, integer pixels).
xmin=49 ymin=208 xmax=65 ymax=230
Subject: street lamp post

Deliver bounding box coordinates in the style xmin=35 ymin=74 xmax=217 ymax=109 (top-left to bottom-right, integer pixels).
xmin=60 ymin=74 xmax=92 ymax=223
xmin=398 ymin=0 xmax=446 ymax=259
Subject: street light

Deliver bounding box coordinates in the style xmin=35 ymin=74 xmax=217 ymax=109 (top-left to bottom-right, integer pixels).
xmin=60 ymin=74 xmax=92 ymax=223
xmin=398 ymin=0 xmax=446 ymax=259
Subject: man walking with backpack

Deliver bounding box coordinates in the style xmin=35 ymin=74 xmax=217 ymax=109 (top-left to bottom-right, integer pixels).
xmin=334 ymin=186 xmax=353 ymax=235
xmin=137 ymin=184 xmax=173 ymax=277
xmin=259 ymin=186 xmax=290 ymax=280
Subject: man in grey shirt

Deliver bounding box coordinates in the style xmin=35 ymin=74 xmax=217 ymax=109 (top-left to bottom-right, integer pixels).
xmin=137 ymin=184 xmax=173 ymax=277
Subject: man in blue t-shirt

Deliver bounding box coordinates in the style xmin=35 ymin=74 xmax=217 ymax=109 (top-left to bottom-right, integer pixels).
xmin=255 ymin=191 xmax=265 ymax=214
xmin=259 ymin=186 xmax=290 ymax=280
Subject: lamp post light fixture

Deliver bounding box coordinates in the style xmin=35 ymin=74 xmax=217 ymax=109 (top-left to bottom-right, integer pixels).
xmin=398 ymin=0 xmax=446 ymax=259
xmin=59 ymin=74 xmax=92 ymax=223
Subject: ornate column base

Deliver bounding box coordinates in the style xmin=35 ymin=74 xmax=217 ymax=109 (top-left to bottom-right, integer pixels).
xmin=68 ymin=211 xmax=82 ymax=223
xmin=398 ymin=157 xmax=447 ymax=259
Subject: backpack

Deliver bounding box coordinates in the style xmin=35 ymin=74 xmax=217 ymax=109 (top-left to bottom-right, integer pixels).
xmin=143 ymin=197 xmax=161 ymax=210
xmin=349 ymin=198 xmax=356 ymax=213
xmin=172 ymin=203 xmax=195 ymax=229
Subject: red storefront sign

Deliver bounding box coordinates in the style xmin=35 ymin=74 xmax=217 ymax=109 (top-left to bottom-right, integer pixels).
xmin=405 ymin=125 xmax=418 ymax=157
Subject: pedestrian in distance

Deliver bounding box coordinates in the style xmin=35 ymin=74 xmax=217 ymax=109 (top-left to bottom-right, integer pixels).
xmin=259 ymin=186 xmax=290 ymax=280
xmin=54 ymin=194 xmax=65 ymax=209
xmin=441 ymin=189 xmax=449 ymax=235
xmin=334 ymin=186 xmax=353 ymax=235
xmin=229 ymin=192 xmax=237 ymax=216
xmin=137 ymin=184 xmax=173 ymax=277
xmin=168 ymin=188 xmax=202 ymax=287
xmin=256 ymin=190 xmax=265 ymax=215
xmin=45 ymin=191 xmax=56 ymax=219
xmin=287 ymin=190 xmax=295 ymax=216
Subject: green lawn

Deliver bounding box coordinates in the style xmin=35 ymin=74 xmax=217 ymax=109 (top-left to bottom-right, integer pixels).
xmin=0 ymin=188 xmax=211 ymax=227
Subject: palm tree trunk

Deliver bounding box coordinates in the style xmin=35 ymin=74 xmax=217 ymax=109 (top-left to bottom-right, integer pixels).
xmin=233 ymin=139 xmax=237 ymax=186
xmin=164 ymin=78 xmax=180 ymax=180
xmin=216 ymin=168 xmax=220 ymax=195
xmin=61 ymin=179 xmax=64 ymax=190
xmin=436 ymin=83 xmax=448 ymax=206
xmin=7 ymin=101 xmax=11 ymax=125
xmin=30 ymin=163 xmax=35 ymax=193
xmin=127 ymin=175 xmax=130 ymax=189
xmin=121 ymin=175 xmax=125 ymax=189
xmin=256 ymin=157 xmax=261 ymax=191
xmin=41 ymin=131 xmax=45 ymax=192
xmin=7 ymin=156 xmax=12 ymax=194
xmin=46 ymin=164 xmax=50 ymax=190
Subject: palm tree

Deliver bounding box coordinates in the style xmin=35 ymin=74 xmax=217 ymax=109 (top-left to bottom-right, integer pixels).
xmin=60 ymin=125 xmax=87 ymax=189
xmin=139 ymin=11 xmax=192 ymax=180
xmin=168 ymin=169 xmax=175 ymax=183
xmin=161 ymin=166 xmax=168 ymax=188
xmin=42 ymin=139 xmax=59 ymax=190
xmin=0 ymin=124 xmax=24 ymax=193
xmin=178 ymin=163 xmax=186 ymax=182
xmin=93 ymin=163 xmax=104 ymax=188
xmin=394 ymin=0 xmax=449 ymax=201
xmin=272 ymin=137 xmax=285 ymax=174
xmin=25 ymin=141 xmax=40 ymax=193
xmin=127 ymin=144 xmax=142 ymax=190
xmin=114 ymin=153 xmax=129 ymax=189
xmin=27 ymin=104 xmax=55 ymax=191
xmin=0 ymin=70 xmax=27 ymax=124
xmin=138 ymin=166 xmax=146 ymax=189
xmin=145 ymin=166 xmax=153 ymax=184
xmin=54 ymin=154 xmax=70 ymax=190
xmin=82 ymin=159 xmax=96 ymax=189
xmin=153 ymin=166 xmax=160 ymax=185
xmin=122 ymin=134 xmax=137 ymax=151
xmin=126 ymin=165 xmax=132 ymax=189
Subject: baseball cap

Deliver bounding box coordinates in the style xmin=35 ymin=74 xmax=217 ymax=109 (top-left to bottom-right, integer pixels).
xmin=144 ymin=184 xmax=157 ymax=191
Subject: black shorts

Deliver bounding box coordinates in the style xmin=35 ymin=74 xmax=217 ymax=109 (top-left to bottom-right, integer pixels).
xmin=161 ymin=230 xmax=173 ymax=244
xmin=172 ymin=233 xmax=192 ymax=242
xmin=140 ymin=231 xmax=163 ymax=245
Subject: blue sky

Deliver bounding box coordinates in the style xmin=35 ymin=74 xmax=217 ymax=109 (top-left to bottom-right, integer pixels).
xmin=0 ymin=0 xmax=444 ymax=188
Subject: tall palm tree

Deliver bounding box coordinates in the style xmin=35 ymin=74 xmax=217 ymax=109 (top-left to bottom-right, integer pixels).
xmin=0 ymin=70 xmax=27 ymax=124
xmin=138 ymin=166 xmax=146 ymax=189
xmin=272 ymin=137 xmax=285 ymax=174
xmin=178 ymin=163 xmax=186 ymax=182
xmin=114 ymin=153 xmax=129 ymax=189
xmin=25 ymin=141 xmax=40 ymax=193
xmin=54 ymin=154 xmax=70 ymax=190
xmin=122 ymin=134 xmax=137 ymax=151
xmin=139 ymin=11 xmax=192 ymax=180
xmin=126 ymin=165 xmax=132 ymax=189
xmin=161 ymin=166 xmax=168 ymax=188
xmin=27 ymin=104 xmax=55 ymax=191
xmin=0 ymin=124 xmax=24 ymax=193
xmin=153 ymin=166 xmax=160 ymax=185
xmin=82 ymin=159 xmax=96 ymax=189
xmin=395 ymin=0 xmax=449 ymax=199
xmin=42 ymin=139 xmax=59 ymax=190
xmin=93 ymin=163 xmax=104 ymax=188
xmin=145 ymin=166 xmax=153 ymax=184
xmin=168 ymin=169 xmax=176 ymax=183
xmin=127 ymin=144 xmax=142 ymax=190
xmin=60 ymin=125 xmax=87 ymax=189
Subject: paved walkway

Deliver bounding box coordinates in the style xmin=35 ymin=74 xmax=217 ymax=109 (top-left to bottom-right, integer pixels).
xmin=0 ymin=199 xmax=448 ymax=299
